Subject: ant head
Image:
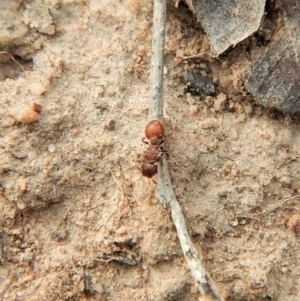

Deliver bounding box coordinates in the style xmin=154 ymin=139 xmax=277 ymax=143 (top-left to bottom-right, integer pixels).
xmin=145 ymin=120 xmax=164 ymax=139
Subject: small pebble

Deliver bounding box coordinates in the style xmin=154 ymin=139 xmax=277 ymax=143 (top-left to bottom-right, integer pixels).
xmin=229 ymin=101 xmax=235 ymax=110
xmin=92 ymin=283 xmax=103 ymax=293
xmin=78 ymin=140 xmax=88 ymax=150
xmin=281 ymin=267 xmax=287 ymax=274
xmin=231 ymin=147 xmax=240 ymax=154
xmin=90 ymin=0 xmax=102 ymax=12
xmin=20 ymin=249 xmax=34 ymax=262
xmin=73 ymin=128 xmax=80 ymax=136
xmin=17 ymin=108 xmax=40 ymax=124
xmin=17 ymin=180 xmax=27 ymax=191
xmin=214 ymin=93 xmax=227 ymax=112
xmin=16 ymin=201 xmax=26 ymax=210
xmin=189 ymin=105 xmax=198 ymax=116
xmin=29 ymin=83 xmax=47 ymax=95
xmin=105 ymin=119 xmax=115 ymax=131
xmin=244 ymin=102 xmax=253 ymax=115
xmin=278 ymin=176 xmax=291 ymax=185
xmin=287 ymin=212 xmax=300 ymax=231
xmin=137 ymin=45 xmax=146 ymax=57
xmin=185 ymin=71 xmax=216 ymax=97
xmin=190 ymin=285 xmax=198 ymax=294
xmin=48 ymin=144 xmax=55 ymax=152
xmin=97 ymin=86 xmax=105 ymax=96
xmin=236 ymin=113 xmax=246 ymax=123
xmin=200 ymin=70 xmax=207 ymax=77
xmin=205 ymin=96 xmax=214 ymax=107
xmin=31 ymin=102 xmax=42 ymax=112
xmin=199 ymin=63 xmax=208 ymax=70
xmin=176 ymin=49 xmax=184 ymax=59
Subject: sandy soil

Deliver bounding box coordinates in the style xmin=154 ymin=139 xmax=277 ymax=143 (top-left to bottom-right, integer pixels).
xmin=1 ymin=1 xmax=300 ymax=300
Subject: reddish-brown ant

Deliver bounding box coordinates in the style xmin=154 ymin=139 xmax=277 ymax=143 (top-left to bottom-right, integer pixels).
xmin=141 ymin=120 xmax=165 ymax=178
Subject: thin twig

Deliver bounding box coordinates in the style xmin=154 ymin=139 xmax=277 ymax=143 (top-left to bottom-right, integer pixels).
xmin=149 ymin=0 xmax=224 ymax=300
xmin=148 ymin=0 xmax=166 ymax=121
xmin=252 ymin=195 xmax=300 ymax=217
xmin=0 ymin=51 xmax=29 ymax=71
xmin=183 ymin=52 xmax=205 ymax=60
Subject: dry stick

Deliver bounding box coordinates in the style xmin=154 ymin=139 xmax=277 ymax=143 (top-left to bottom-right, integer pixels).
xmin=148 ymin=0 xmax=165 ymax=121
xmin=0 ymin=51 xmax=29 ymax=71
xmin=252 ymin=195 xmax=300 ymax=217
xmin=149 ymin=1 xmax=224 ymax=300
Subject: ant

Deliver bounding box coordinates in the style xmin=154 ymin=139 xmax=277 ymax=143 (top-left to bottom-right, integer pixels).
xmin=141 ymin=120 xmax=165 ymax=178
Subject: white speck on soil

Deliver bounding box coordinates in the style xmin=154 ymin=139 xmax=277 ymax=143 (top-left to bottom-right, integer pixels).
xmin=48 ymin=144 xmax=55 ymax=152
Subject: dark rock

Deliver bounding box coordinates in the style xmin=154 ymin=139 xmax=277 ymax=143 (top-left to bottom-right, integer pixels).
xmin=246 ymin=0 xmax=300 ymax=114
xmin=246 ymin=38 xmax=300 ymax=114
xmin=184 ymin=71 xmax=216 ymax=97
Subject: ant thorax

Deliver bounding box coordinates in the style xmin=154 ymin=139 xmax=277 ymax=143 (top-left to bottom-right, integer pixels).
xmin=149 ymin=137 xmax=161 ymax=145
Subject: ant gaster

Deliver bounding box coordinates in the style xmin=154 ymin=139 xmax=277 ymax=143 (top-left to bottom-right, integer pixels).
xmin=141 ymin=120 xmax=165 ymax=178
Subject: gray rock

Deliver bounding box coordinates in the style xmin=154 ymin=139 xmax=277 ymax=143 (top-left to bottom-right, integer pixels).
xmin=246 ymin=38 xmax=300 ymax=114
xmin=184 ymin=71 xmax=216 ymax=97
xmin=189 ymin=0 xmax=265 ymax=55
xmin=246 ymin=0 xmax=300 ymax=114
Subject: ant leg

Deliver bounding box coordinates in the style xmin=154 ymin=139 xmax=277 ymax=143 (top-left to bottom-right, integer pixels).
xmin=159 ymin=139 xmax=168 ymax=153
xmin=158 ymin=145 xmax=168 ymax=157
xmin=152 ymin=178 xmax=158 ymax=185
xmin=157 ymin=139 xmax=165 ymax=153
xmin=160 ymin=149 xmax=168 ymax=156
xmin=142 ymin=137 xmax=149 ymax=144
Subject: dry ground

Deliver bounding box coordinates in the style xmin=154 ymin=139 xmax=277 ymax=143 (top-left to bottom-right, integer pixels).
xmin=1 ymin=1 xmax=300 ymax=300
